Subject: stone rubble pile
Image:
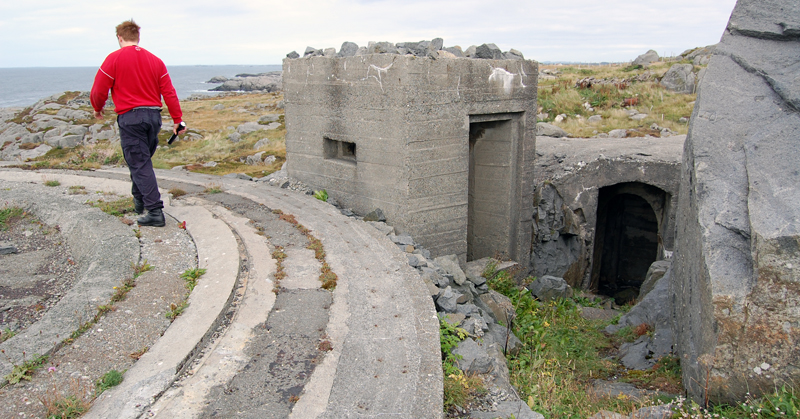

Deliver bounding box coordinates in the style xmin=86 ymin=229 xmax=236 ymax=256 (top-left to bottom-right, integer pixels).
xmin=286 ymin=39 xmax=526 ymax=61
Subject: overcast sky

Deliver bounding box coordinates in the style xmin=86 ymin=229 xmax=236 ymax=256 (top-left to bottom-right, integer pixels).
xmin=1 ymin=0 xmax=737 ymax=68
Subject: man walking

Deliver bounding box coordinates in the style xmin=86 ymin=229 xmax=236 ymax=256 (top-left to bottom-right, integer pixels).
xmin=91 ymin=19 xmax=185 ymax=227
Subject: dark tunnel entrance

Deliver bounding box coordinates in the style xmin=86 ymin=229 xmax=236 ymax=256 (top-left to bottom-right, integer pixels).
xmin=591 ymin=183 xmax=665 ymax=304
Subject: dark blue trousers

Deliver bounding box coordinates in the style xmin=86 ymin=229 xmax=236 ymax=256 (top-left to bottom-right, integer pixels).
xmin=118 ymin=108 xmax=163 ymax=211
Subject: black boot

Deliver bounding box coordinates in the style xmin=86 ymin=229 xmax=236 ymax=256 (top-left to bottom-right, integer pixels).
xmin=133 ymin=196 xmax=145 ymax=214
xmin=138 ymin=208 xmax=165 ymax=227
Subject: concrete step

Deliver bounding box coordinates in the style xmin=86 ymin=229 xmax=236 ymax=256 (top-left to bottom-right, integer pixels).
xmin=0 ymin=167 xmax=443 ymax=418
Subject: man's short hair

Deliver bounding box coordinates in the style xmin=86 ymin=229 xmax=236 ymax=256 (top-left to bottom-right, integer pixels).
xmin=116 ymin=20 xmax=140 ymax=42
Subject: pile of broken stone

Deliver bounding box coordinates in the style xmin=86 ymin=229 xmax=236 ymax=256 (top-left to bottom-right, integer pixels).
xmin=286 ymin=39 xmax=526 ymax=61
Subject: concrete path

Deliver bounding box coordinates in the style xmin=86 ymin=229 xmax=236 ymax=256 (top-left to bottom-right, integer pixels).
xmin=0 ymin=167 xmax=442 ymax=418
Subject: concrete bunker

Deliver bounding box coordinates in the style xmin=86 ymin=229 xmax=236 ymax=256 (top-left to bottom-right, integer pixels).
xmin=283 ymin=54 xmax=537 ymax=266
xmin=590 ymin=182 xmax=670 ymax=302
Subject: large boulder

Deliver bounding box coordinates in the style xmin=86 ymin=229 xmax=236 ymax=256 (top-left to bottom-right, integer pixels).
xmin=660 ymin=64 xmax=696 ymax=93
xmin=632 ymin=49 xmax=659 ymax=67
xmin=672 ymin=0 xmax=800 ymax=403
xmin=536 ymin=122 xmax=569 ymax=138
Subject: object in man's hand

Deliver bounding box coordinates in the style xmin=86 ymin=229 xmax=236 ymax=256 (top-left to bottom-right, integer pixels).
xmin=168 ymin=121 xmax=187 ymax=145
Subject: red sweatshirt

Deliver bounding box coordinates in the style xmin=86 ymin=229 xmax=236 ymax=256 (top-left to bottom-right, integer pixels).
xmin=91 ymin=45 xmax=182 ymax=124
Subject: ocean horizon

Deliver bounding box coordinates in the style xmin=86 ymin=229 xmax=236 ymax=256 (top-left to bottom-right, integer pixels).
xmin=0 ymin=64 xmax=282 ymax=108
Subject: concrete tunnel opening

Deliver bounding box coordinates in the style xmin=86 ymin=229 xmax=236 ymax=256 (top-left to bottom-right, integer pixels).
xmin=590 ymin=183 xmax=666 ymax=304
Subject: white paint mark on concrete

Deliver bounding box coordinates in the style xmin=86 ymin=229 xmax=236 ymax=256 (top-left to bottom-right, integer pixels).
xmin=488 ymin=67 xmax=520 ymax=94
xmin=364 ymin=63 xmax=393 ymax=92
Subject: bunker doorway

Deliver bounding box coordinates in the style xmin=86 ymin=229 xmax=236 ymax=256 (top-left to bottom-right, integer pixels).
xmin=467 ymin=113 xmax=523 ymax=262
xmin=591 ymin=184 xmax=663 ymax=304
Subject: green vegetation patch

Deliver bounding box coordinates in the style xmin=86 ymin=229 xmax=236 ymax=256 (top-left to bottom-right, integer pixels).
xmin=0 ymin=206 xmax=25 ymax=230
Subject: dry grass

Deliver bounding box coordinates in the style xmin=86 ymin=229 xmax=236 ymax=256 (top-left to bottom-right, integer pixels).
xmin=538 ymin=61 xmax=699 ymax=137
xmin=28 ymin=92 xmax=286 ymax=178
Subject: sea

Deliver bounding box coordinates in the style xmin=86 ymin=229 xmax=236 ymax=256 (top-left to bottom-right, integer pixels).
xmin=0 ymin=65 xmax=282 ymax=109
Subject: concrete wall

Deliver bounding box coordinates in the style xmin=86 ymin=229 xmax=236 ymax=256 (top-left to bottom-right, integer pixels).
xmin=283 ymin=55 xmax=537 ymax=266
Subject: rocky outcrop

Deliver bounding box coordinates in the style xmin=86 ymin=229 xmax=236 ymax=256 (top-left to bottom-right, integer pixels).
xmin=209 ymin=72 xmax=282 ymax=92
xmin=0 ymin=92 xmax=121 ymax=160
xmin=672 ymin=0 xmax=800 ymax=403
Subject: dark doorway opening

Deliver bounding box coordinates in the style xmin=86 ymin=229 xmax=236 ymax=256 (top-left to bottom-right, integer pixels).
xmin=468 ymin=119 xmax=512 ymax=261
xmin=591 ymin=184 xmax=664 ymax=304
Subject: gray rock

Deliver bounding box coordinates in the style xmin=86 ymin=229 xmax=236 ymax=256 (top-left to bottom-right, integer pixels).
xmin=0 ymin=124 xmax=29 ymax=143
xmin=420 ymin=268 xmax=449 ymax=288
xmin=536 ymin=122 xmax=569 ymax=138
xmin=304 ymin=47 xmax=321 ymax=57
xmin=206 ymin=76 xmax=228 ymax=83
xmin=258 ymin=114 xmax=280 ymax=124
xmin=366 ymin=221 xmax=393 ymax=236
xmin=19 ymin=144 xmax=52 ymax=160
xmin=632 ymin=49 xmax=659 ymax=67
xmin=223 ymin=173 xmax=253 ymax=181
xmin=237 ymin=122 xmax=264 ymax=134
xmin=434 ymin=255 xmax=466 ymax=286
xmin=588 ymin=115 xmax=603 ymax=123
xmin=444 ymin=46 xmax=463 ymax=57
xmin=608 ymin=129 xmax=627 ymax=138
xmin=590 ymin=379 xmax=653 ymax=401
xmin=619 ymin=335 xmax=655 ymax=370
xmin=263 ymin=155 xmax=276 ymax=165
xmin=286 ymin=51 xmax=300 ymax=59
xmin=660 ymin=63 xmax=696 ymax=93
xmin=367 ymin=42 xmax=398 ymax=54
xmin=0 ymin=242 xmax=18 ymax=255
xmin=461 ymin=316 xmax=489 ymax=337
xmin=47 ymin=135 xmax=83 ymax=148
xmin=202 ymin=161 xmax=218 ymax=167
xmin=639 ymin=260 xmax=670 ymax=300
xmin=430 ymin=38 xmax=444 ymax=51
xmin=672 ymin=1 xmax=800 ymax=400
xmin=471 ymin=400 xmax=543 ymax=419
xmin=475 ymin=43 xmax=503 ymax=59
xmin=246 ymin=151 xmax=265 ymax=165
xmin=630 ymin=405 xmax=674 ymax=419
xmin=435 ymin=286 xmax=462 ymax=313
xmin=485 ymin=322 xmax=522 ymax=356
xmin=390 ymin=234 xmax=414 ymax=246
xmin=227 ymin=132 xmax=242 ymax=143
xmin=212 ymin=104 xmax=225 ymax=111
xmin=476 ymin=290 xmax=514 ymax=326
xmin=20 ymin=132 xmax=45 ymax=144
xmin=253 ymin=138 xmax=271 ymax=149
xmin=338 ymin=42 xmax=359 ymax=57
xmin=55 ymin=108 xmax=91 ymax=120
xmin=464 ymin=45 xmax=477 ymax=58
xmin=363 ymin=208 xmax=386 ymax=222
xmin=527 ymin=275 xmax=573 ymax=301
xmin=452 ymin=338 xmax=493 ymax=373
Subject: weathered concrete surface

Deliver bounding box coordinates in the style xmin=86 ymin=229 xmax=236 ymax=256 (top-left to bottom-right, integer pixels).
xmin=672 ymin=0 xmax=800 ymax=403
xmin=0 ymin=177 xmax=138 ymax=381
xmin=531 ymin=136 xmax=683 ymax=289
xmin=283 ymin=55 xmax=537 ymax=267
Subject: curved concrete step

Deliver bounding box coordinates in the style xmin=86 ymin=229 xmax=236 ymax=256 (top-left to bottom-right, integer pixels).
xmin=0 ymin=167 xmax=443 ymax=418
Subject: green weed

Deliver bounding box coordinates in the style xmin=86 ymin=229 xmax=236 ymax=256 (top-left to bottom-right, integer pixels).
xmin=91 ymin=197 xmax=136 ymax=216
xmin=180 ymin=267 xmax=207 ymax=291
xmin=4 ymin=353 xmax=48 ymax=384
xmin=95 ymin=369 xmax=124 ymax=395
xmin=313 ymin=189 xmax=328 ymax=202
xmin=0 ymin=207 xmax=25 ymax=230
